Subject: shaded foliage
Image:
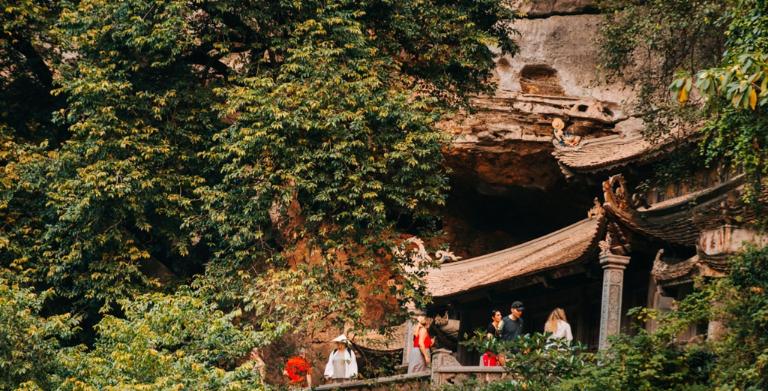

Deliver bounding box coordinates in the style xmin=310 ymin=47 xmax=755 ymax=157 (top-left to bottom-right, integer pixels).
xmin=0 ymin=0 xmax=515 ymax=387
xmin=598 ymin=0 xmax=768 ymax=202
xmin=596 ymin=0 xmax=727 ymax=139
xmin=462 ymin=331 xmax=589 ymax=389
xmin=0 ymin=271 xmax=76 ymax=390
xmin=470 ymin=245 xmax=768 ymax=391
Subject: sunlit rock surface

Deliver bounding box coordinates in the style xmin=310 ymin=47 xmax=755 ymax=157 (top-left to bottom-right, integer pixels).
xmin=509 ymin=0 xmax=598 ymax=17
xmin=440 ymin=10 xmax=639 ymax=257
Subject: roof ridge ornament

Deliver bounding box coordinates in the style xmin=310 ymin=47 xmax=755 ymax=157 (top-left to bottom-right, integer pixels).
xmin=587 ymin=197 xmax=605 ymax=220
xmin=599 ymin=222 xmax=632 ymax=257
xmin=598 ymin=233 xmax=613 ymax=256
xmin=603 ymin=174 xmax=643 ymax=212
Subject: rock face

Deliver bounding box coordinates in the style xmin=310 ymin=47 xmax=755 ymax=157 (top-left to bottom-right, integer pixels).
xmin=497 ymin=14 xmax=634 ymax=103
xmin=509 ymin=0 xmax=598 ymax=17
xmin=441 ymin=11 xmax=639 ymax=256
xmin=442 ymin=13 xmax=637 ymax=194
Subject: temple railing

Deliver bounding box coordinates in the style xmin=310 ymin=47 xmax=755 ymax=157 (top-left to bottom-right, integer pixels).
xmin=314 ymin=372 xmax=430 ymax=391
xmin=431 ymin=365 xmax=507 ymax=387
xmin=315 ymin=349 xmax=509 ymax=390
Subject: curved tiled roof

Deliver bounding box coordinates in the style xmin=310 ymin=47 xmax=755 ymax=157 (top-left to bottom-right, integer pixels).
xmin=554 ymin=133 xmax=647 ymax=171
xmin=426 ymin=216 xmax=604 ymax=298
xmin=553 ymin=126 xmax=696 ymax=174
xmin=603 ymin=174 xmax=747 ymax=246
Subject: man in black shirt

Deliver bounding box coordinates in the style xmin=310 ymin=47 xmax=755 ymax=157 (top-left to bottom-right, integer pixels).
xmin=500 ymin=301 xmax=524 ymax=341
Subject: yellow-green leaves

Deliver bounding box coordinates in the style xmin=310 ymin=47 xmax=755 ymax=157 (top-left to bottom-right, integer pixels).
xmin=0 ymin=272 xmax=76 ymax=390
xmin=2 ymin=0 xmax=515 ymax=386
xmin=59 ymin=291 xmax=264 ymax=389
xmin=670 ymin=72 xmax=693 ymax=104
xmin=671 ymin=53 xmax=768 ymax=111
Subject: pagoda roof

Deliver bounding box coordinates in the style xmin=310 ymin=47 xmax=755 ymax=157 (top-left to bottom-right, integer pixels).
xmin=601 ymin=173 xmax=746 ymax=247
xmin=426 ymin=214 xmax=605 ymax=299
xmin=553 ymin=123 xmax=696 ymax=175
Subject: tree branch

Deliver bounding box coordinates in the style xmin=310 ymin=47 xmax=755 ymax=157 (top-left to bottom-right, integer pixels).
xmin=185 ymin=49 xmax=231 ymax=76
xmin=6 ymin=32 xmax=54 ymax=90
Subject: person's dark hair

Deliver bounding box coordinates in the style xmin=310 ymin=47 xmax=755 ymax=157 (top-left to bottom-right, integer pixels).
xmin=491 ymin=309 xmax=501 ymax=318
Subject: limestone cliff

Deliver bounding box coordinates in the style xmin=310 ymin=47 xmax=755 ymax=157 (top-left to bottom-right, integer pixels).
xmin=441 ymin=2 xmax=640 ymax=258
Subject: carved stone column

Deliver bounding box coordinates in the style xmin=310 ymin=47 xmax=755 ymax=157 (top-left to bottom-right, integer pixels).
xmin=402 ymin=319 xmax=414 ymax=366
xmin=598 ymin=252 xmax=630 ymax=350
xmin=430 ymin=348 xmax=461 ymax=386
xmin=707 ymin=299 xmax=728 ymax=341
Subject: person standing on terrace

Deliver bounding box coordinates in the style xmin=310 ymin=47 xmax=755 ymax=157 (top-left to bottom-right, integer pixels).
xmin=323 ymin=335 xmax=358 ymax=383
xmin=482 ymin=309 xmax=504 ymax=366
xmin=283 ymin=347 xmax=313 ymax=388
xmin=501 ymin=301 xmax=525 ymax=341
xmin=408 ymin=314 xmax=433 ymax=373
xmin=544 ymin=307 xmax=573 ymax=342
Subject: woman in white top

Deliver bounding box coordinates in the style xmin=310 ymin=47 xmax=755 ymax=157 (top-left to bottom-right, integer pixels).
xmin=544 ymin=308 xmax=573 ymax=342
xmin=324 ymin=335 xmax=358 ymax=383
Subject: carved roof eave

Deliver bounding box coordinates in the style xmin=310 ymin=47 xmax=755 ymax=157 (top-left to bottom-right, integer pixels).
xmin=601 ymin=174 xmax=746 ymax=247
xmin=426 ymin=206 xmax=607 ymax=301
xmin=553 ymin=130 xmax=700 ymax=176
xmin=652 ymin=252 xmax=727 ymax=288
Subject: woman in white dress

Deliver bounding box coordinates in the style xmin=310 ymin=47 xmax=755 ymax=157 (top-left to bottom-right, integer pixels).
xmin=324 ymin=335 xmax=358 ymax=383
xmin=544 ymin=308 xmax=573 ymax=342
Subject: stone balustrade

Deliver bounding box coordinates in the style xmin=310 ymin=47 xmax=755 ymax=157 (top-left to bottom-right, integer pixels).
xmin=315 ymin=349 xmax=510 ymax=390
xmin=314 ymin=372 xmax=431 ymax=391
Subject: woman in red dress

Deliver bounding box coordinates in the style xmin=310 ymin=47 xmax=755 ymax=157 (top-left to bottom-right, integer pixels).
xmin=408 ymin=314 xmax=432 ymax=373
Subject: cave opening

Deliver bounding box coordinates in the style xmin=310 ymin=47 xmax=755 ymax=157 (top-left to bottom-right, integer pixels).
xmin=519 ymin=64 xmax=564 ymax=95
xmin=441 ymin=180 xmax=595 ymax=259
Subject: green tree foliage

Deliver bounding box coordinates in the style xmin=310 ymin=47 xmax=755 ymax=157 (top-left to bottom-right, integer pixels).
xmin=599 ymin=0 xmax=768 ymax=197
xmin=58 ymin=290 xmax=263 ymax=390
xmin=0 ymin=271 xmax=76 ymax=390
xmin=709 ymin=246 xmax=768 ymax=388
xmin=596 ymin=0 xmax=728 ymax=138
xmin=462 ymin=332 xmax=590 ymax=390
xmin=669 ymin=2 xmax=768 ymax=197
xmin=469 ymin=246 xmax=768 ymax=391
xmin=1 ymin=0 xmax=514 ymax=386
xmin=0 ymin=0 xmax=65 ymax=143
xmin=1 ymin=0 xmax=514 ymax=316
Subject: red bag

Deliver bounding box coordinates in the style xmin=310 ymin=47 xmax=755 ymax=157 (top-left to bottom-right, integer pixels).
xmin=481 ymin=351 xmax=498 ymax=366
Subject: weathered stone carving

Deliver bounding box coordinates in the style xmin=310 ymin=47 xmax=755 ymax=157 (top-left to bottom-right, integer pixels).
xmin=598 ymin=249 xmax=630 ymax=350
xmin=566 ymin=99 xmax=617 ymax=124
xmin=698 ymin=225 xmax=768 ymax=259
xmin=433 ymin=313 xmax=460 ymax=339
xmin=443 ymin=93 xmax=626 ymax=192
xmin=587 ymin=197 xmax=604 ymax=219
xmin=597 ymin=222 xmax=630 ymax=256
xmin=602 ymin=174 xmax=646 ymax=211
xmin=598 ymin=232 xmax=613 ymax=257
xmin=520 ymin=64 xmax=564 ymax=95
xmin=394 ymin=237 xmax=461 ymax=271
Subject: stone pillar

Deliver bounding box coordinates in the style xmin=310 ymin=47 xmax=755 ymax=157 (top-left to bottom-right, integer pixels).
xmin=402 ymin=319 xmax=414 ymax=366
xmin=707 ymin=299 xmax=728 ymax=342
xmin=707 ymin=320 xmax=727 ymax=341
xmin=430 ymin=348 xmax=461 ymax=386
xmin=598 ymin=253 xmax=630 ymax=350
